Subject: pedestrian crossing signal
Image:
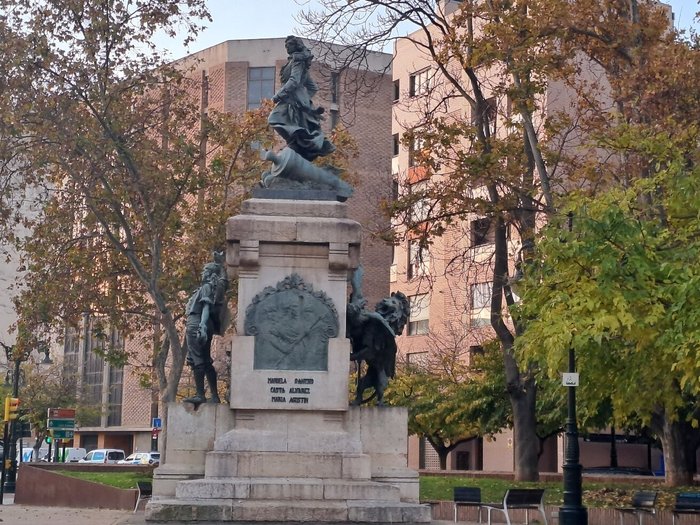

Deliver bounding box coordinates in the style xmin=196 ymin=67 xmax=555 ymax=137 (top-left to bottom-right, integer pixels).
xmin=4 ymin=396 xmax=19 ymax=422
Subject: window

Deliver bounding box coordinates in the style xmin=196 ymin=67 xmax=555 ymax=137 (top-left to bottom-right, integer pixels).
xmin=470 ymin=282 xmax=492 ymax=328
xmin=407 ymin=240 xmax=430 ymax=279
xmin=410 ymin=181 xmax=430 ymax=224
xmin=506 ymin=94 xmax=523 ymax=125
xmin=472 ymin=96 xmax=497 ymax=135
xmin=247 ymin=67 xmax=275 ymax=109
xmin=107 ymin=363 xmax=123 ymax=427
xmin=84 ymin=324 xmax=105 ymax=427
xmin=408 ymin=134 xmax=425 ymax=167
xmin=471 ymin=217 xmax=495 ymax=246
xmin=330 ymin=71 xmax=340 ymax=104
xmin=409 ymin=68 xmax=431 ymax=97
xmin=330 ymin=109 xmax=340 ymax=130
xmin=393 ymin=79 xmax=400 ymax=102
xmin=469 ymin=345 xmax=484 ymax=356
xmin=63 ymin=326 xmax=80 ymax=377
xmin=392 ymin=133 xmax=400 ymax=156
xmin=456 ymin=451 xmax=470 ymax=470
xmin=408 ymin=293 xmax=430 ymax=336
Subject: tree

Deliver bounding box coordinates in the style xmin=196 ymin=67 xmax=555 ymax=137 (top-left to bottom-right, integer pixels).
xmin=0 ymin=0 xmax=274 ymax=425
xmin=386 ymin=330 xmax=565 ymax=470
xmin=16 ymin=361 xmax=98 ymax=462
xmin=386 ymin=331 xmax=505 ymax=470
xmin=517 ymin=125 xmax=700 ymax=486
xmin=302 ymin=0 xmax=692 ymax=480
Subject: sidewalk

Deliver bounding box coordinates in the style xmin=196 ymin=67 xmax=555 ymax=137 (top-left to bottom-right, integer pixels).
xmin=0 ymin=497 xmax=479 ymax=525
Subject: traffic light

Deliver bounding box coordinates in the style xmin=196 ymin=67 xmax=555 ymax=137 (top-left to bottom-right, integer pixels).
xmin=19 ymin=419 xmax=31 ymax=438
xmin=45 ymin=435 xmax=53 ymax=444
xmin=4 ymin=396 xmax=19 ymax=422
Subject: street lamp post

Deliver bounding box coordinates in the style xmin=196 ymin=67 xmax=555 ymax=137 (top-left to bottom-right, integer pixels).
xmin=559 ymin=346 xmax=588 ymax=525
xmin=1 ymin=343 xmax=32 ymax=494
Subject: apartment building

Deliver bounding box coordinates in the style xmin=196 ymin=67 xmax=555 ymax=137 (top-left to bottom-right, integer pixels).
xmin=60 ymin=38 xmax=394 ymax=453
xmin=389 ymin=1 xmax=670 ymax=473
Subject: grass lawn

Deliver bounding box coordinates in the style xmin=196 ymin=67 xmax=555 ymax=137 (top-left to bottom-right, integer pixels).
xmin=55 ymin=470 xmax=693 ymax=510
xmin=420 ymin=475 xmax=694 ymax=509
xmin=56 ymin=470 xmax=152 ymax=490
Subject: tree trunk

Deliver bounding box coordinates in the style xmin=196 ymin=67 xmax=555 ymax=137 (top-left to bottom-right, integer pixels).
xmin=491 ymin=211 xmax=540 ymax=481
xmin=660 ymin=416 xmax=694 ymax=486
xmin=509 ymin=369 xmax=540 ymax=481
xmin=438 ymin=449 xmax=448 ymax=470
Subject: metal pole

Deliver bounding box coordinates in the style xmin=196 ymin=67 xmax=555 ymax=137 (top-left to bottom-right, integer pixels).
xmin=0 ymin=421 xmax=8 ymax=504
xmin=559 ymin=347 xmax=587 ymax=525
xmin=3 ymin=359 xmax=20 ymax=493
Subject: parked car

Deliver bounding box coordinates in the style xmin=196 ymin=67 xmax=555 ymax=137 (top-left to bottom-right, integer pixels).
xmin=78 ymin=448 xmax=126 ymax=464
xmin=117 ymin=451 xmax=160 ymax=466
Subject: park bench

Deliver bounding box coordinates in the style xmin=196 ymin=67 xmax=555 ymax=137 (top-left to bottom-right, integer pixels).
xmin=615 ymin=490 xmax=657 ymax=525
xmin=672 ymin=492 xmax=700 ymax=525
xmin=480 ymin=488 xmax=548 ymax=525
xmin=134 ymin=481 xmax=153 ymax=513
xmin=453 ymin=486 xmax=482 ymax=523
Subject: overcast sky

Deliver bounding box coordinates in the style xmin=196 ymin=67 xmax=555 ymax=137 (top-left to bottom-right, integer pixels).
xmin=157 ymin=0 xmax=699 ymax=59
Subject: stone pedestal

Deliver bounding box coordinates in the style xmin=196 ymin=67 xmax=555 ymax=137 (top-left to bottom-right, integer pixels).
xmin=147 ymin=199 xmax=429 ymax=523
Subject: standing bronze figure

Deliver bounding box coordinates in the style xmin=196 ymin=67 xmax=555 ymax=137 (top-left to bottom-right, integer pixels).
xmin=184 ymin=253 xmax=229 ymax=405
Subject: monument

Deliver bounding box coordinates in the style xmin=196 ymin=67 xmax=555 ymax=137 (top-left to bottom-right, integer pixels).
xmin=146 ymin=36 xmax=430 ymax=524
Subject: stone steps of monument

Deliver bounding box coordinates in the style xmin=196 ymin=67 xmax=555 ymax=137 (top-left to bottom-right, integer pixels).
xmin=146 ymin=498 xmax=432 ymax=523
xmin=175 ymin=477 xmax=402 ymax=502
xmin=204 ymin=451 xmax=371 ymax=479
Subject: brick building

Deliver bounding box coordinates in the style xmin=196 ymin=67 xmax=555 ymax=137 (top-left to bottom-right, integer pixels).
xmin=63 ymin=38 xmax=394 ymax=454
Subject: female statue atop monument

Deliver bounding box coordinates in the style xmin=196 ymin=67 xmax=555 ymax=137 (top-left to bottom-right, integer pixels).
xmin=268 ymin=36 xmax=335 ymax=161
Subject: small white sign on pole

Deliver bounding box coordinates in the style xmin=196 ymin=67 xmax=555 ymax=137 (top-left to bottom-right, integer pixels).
xmin=562 ymin=373 xmax=579 ymax=387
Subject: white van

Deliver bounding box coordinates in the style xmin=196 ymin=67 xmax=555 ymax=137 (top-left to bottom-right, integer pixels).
xmin=60 ymin=447 xmax=87 ymax=462
xmin=78 ymin=448 xmax=125 ymax=464
xmin=18 ymin=446 xmax=49 ymax=463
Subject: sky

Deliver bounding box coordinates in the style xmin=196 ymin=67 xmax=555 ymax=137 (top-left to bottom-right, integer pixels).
xmin=158 ymin=0 xmax=700 ymax=59
xmin=157 ymin=0 xmax=318 ymax=59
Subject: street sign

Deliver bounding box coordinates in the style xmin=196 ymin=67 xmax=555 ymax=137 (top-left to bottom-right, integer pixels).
xmin=50 ymin=429 xmax=74 ymax=440
xmin=152 ymin=417 xmax=162 ymax=429
xmin=562 ymin=372 xmax=580 ymax=387
xmin=48 ymin=408 xmax=76 ymax=419
xmin=47 ymin=419 xmax=75 ymax=429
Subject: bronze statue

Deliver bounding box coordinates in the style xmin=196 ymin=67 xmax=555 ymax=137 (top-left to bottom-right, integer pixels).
xmin=184 ymin=252 xmax=229 ymax=405
xmin=347 ymin=266 xmax=410 ymax=406
xmin=262 ymin=36 xmax=353 ymax=201
xmin=268 ymin=36 xmax=335 ymax=161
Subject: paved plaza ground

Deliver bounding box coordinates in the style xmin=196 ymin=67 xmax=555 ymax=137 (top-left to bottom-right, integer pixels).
xmin=0 ymin=495 xmax=138 ymax=525
xmin=0 ymin=496 xmax=475 ymax=525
